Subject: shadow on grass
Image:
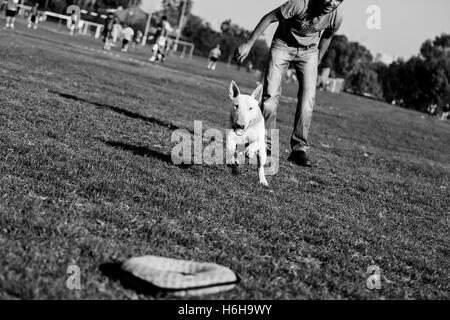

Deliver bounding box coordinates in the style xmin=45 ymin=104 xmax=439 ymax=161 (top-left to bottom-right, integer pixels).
xmin=50 ymin=90 xmax=181 ymax=130
xmin=101 ymin=139 xmax=192 ymax=169
xmin=99 ymin=263 xmax=167 ymax=298
xmin=102 ymin=140 xmax=239 ymax=175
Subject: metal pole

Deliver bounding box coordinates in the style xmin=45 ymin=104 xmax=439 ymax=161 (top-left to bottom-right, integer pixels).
xmin=189 ymin=45 xmax=194 ymax=59
xmin=142 ymin=0 xmax=154 ymax=46
xmin=19 ymin=0 xmax=25 ymax=16
xmin=173 ymin=0 xmax=187 ymax=52
xmin=142 ymin=11 xmax=152 ymax=46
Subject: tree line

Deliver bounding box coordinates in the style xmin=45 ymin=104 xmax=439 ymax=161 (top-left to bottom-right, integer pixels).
xmin=322 ymin=34 xmax=450 ymax=115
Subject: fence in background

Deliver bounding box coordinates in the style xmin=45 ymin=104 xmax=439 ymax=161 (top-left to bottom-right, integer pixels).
xmin=4 ymin=5 xmax=196 ymax=59
xmin=15 ymin=4 xmax=106 ymax=39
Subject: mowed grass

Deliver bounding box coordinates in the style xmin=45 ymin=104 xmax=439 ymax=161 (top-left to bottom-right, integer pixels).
xmin=0 ymin=20 xmax=449 ymax=300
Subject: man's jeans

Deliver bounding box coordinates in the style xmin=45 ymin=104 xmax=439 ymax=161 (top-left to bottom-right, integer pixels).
xmin=262 ymin=41 xmax=319 ymax=153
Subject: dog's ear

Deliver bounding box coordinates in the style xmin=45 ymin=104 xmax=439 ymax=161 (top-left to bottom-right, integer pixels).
xmin=251 ymin=84 xmax=263 ymax=104
xmin=229 ymin=81 xmax=240 ymax=100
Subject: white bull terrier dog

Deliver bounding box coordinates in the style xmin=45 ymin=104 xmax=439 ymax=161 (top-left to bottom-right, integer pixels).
xmin=227 ymin=81 xmax=268 ymax=186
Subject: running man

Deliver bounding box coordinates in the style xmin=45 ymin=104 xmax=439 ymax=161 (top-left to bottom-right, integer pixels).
xmin=132 ymin=30 xmax=143 ymax=51
xmin=27 ymin=3 xmax=39 ymax=29
xmin=4 ymin=0 xmax=19 ymax=30
xmin=121 ymin=24 xmax=134 ymax=52
xmin=149 ymin=16 xmax=174 ymax=63
xmin=207 ymin=44 xmax=222 ymax=71
xmin=102 ymin=13 xmax=115 ymax=50
xmin=235 ymin=0 xmax=344 ymax=168
xmin=68 ymin=10 xmax=79 ymax=35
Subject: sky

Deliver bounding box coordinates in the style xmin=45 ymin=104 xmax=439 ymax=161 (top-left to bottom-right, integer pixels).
xmin=141 ymin=0 xmax=450 ymax=59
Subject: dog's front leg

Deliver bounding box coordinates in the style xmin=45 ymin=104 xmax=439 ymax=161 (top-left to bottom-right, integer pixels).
xmin=245 ymin=142 xmax=261 ymax=159
xmin=226 ymin=131 xmax=238 ymax=164
xmin=226 ymin=131 xmax=241 ymax=175
xmin=257 ymin=144 xmax=268 ymax=186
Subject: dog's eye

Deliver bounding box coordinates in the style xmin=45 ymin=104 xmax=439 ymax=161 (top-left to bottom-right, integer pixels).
xmin=234 ymin=104 xmax=239 ymax=109
xmin=249 ymin=107 xmax=253 ymax=110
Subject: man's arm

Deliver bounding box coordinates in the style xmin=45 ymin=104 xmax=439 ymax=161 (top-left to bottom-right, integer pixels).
xmin=247 ymin=8 xmax=281 ymax=47
xmin=318 ymin=33 xmax=333 ymax=64
xmin=234 ymin=8 xmax=282 ymax=63
xmin=319 ymin=8 xmax=343 ymax=64
xmin=163 ymin=21 xmax=175 ymax=34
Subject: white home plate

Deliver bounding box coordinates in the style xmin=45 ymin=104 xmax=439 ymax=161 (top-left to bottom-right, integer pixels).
xmin=121 ymin=256 xmax=238 ymax=297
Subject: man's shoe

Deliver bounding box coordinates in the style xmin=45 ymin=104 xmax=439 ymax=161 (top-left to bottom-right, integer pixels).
xmin=287 ymin=150 xmax=313 ymax=167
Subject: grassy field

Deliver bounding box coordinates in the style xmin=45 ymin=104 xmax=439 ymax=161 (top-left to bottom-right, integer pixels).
xmin=0 ymin=19 xmax=449 ymax=300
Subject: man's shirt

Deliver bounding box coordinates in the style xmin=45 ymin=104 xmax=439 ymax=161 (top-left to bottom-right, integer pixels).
xmin=273 ymin=0 xmax=343 ymax=47
xmin=122 ymin=27 xmax=135 ymax=41
xmin=210 ymin=48 xmax=221 ymax=59
xmin=6 ymin=0 xmax=19 ymax=11
xmin=70 ymin=13 xmax=78 ymax=23
xmin=156 ymin=21 xmax=174 ymax=39
xmin=104 ymin=17 xmax=114 ymax=32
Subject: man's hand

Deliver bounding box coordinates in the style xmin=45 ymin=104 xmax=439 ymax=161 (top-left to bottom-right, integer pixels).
xmin=234 ymin=42 xmax=252 ymax=63
xmin=234 ymin=8 xmax=280 ymax=63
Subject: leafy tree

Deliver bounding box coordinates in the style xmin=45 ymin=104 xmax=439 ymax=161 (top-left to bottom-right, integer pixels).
xmin=347 ymin=63 xmax=383 ymax=99
xmin=378 ymin=34 xmax=450 ymax=113
xmin=321 ymin=34 xmax=382 ymax=97
xmin=161 ymin=0 xmax=193 ymax=28
xmin=182 ymin=15 xmax=221 ymax=56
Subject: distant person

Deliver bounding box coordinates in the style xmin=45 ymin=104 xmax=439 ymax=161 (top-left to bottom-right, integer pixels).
xmin=160 ymin=36 xmax=173 ymax=63
xmin=149 ymin=15 xmax=174 ymax=62
xmin=285 ymin=66 xmax=297 ymax=84
xmin=68 ymin=10 xmax=79 ymax=35
xmin=121 ymin=25 xmax=134 ymax=52
xmin=132 ymin=30 xmax=143 ymax=51
xmin=27 ymin=3 xmax=40 ymax=30
xmin=112 ymin=19 xmax=122 ymax=44
xmin=236 ymin=60 xmax=242 ymax=72
xmin=246 ymin=61 xmax=253 ymax=73
xmin=207 ymin=44 xmax=221 ymax=71
xmin=235 ymin=0 xmax=344 ymax=168
xmin=4 ymin=0 xmax=19 ymax=30
xmin=102 ymin=13 xmax=115 ymax=50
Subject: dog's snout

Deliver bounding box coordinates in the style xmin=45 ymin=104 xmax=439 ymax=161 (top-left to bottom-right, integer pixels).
xmin=235 ymin=124 xmax=245 ymax=130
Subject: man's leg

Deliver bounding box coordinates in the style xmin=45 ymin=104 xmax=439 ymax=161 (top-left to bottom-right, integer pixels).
xmin=149 ymin=44 xmax=158 ymax=61
xmin=290 ymin=48 xmax=319 ymax=164
xmin=261 ymin=45 xmax=292 ymax=153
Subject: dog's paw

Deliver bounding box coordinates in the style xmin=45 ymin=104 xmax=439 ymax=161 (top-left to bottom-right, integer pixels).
xmin=245 ymin=147 xmax=257 ymax=159
xmin=259 ymin=177 xmax=269 ymax=187
xmin=231 ymin=164 xmax=241 ymax=175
